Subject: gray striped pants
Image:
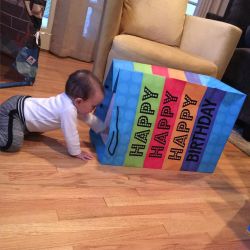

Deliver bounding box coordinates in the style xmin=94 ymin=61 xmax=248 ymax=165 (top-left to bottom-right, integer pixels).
xmin=0 ymin=96 xmax=26 ymax=152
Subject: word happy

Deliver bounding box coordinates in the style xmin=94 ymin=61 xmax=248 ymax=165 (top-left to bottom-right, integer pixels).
xmin=129 ymin=87 xmax=178 ymax=157
xmin=168 ymin=94 xmax=198 ymax=161
xmin=129 ymin=86 xmax=158 ymax=157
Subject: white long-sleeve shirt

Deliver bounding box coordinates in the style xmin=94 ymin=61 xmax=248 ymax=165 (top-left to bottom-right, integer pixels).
xmin=24 ymin=93 xmax=105 ymax=156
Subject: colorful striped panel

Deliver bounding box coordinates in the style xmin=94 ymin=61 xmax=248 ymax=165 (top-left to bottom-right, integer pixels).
xmin=181 ymin=88 xmax=226 ymax=171
xmin=163 ymin=82 xmax=207 ymax=170
xmin=95 ymin=60 xmax=246 ymax=172
xmin=101 ymin=69 xmax=143 ymax=165
xmin=124 ymin=73 xmax=165 ymax=167
xmin=144 ymin=78 xmax=186 ymax=169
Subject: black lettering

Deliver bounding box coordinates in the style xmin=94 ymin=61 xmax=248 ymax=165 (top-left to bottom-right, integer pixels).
xmin=201 ymin=107 xmax=215 ymax=118
xmin=202 ymin=98 xmax=217 ymax=107
xmin=190 ymin=140 xmax=204 ymax=151
xmin=129 ymin=144 xmax=145 ymax=157
xmin=180 ymin=109 xmax=193 ymax=121
xmin=161 ymin=106 xmax=173 ymax=117
xmin=138 ymin=116 xmax=152 ymax=128
xmin=183 ymin=94 xmax=197 ymax=107
xmin=140 ymin=102 xmax=154 ymax=115
xmin=154 ymin=132 xmax=168 ymax=145
xmin=176 ymin=121 xmax=190 ymax=133
xmin=164 ymin=91 xmax=178 ymax=104
xmin=158 ymin=118 xmax=170 ymax=130
xmin=198 ymin=116 xmax=211 ymax=126
xmin=168 ymin=148 xmax=183 ymax=160
xmin=135 ymin=130 xmax=150 ymax=144
xmin=173 ymin=135 xmax=188 ymax=148
xmin=195 ymin=124 xmax=209 ymax=135
xmin=186 ymin=154 xmax=199 ymax=162
xmin=149 ymin=146 xmax=164 ymax=158
xmin=142 ymin=86 xmax=158 ymax=100
xmin=192 ymin=133 xmax=206 ymax=141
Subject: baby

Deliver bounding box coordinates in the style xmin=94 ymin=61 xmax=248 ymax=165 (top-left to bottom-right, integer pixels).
xmin=0 ymin=69 xmax=105 ymax=160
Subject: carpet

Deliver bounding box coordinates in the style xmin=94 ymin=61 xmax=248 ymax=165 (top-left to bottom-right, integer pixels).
xmin=229 ymin=127 xmax=250 ymax=156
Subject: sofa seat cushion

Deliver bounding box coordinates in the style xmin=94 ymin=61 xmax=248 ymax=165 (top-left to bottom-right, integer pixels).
xmin=109 ymin=35 xmax=217 ymax=77
xmin=120 ymin=0 xmax=188 ymax=47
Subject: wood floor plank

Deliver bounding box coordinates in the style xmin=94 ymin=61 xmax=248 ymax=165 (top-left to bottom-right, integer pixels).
xmin=0 ymin=184 xmax=138 ymax=201
xmin=39 ymin=247 xmax=73 ymax=250
xmin=0 ymin=210 xmax=58 ymax=224
xmin=73 ymin=232 xmax=212 ymax=250
xmin=203 ymin=240 xmax=250 ymax=250
xmin=0 ymin=226 xmax=166 ymax=250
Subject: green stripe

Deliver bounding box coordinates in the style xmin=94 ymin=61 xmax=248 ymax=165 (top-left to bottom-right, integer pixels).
xmin=134 ymin=63 xmax=152 ymax=74
xmin=124 ymin=73 xmax=165 ymax=167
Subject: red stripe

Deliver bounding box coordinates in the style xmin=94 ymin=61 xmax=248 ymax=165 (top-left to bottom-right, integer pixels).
xmin=144 ymin=78 xmax=186 ymax=169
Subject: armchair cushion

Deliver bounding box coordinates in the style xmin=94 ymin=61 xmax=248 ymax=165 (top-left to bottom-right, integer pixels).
xmin=106 ymin=34 xmax=217 ymax=77
xmin=120 ymin=0 xmax=188 ymax=46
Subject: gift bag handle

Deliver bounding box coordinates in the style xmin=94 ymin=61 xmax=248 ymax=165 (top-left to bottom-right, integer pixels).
xmin=108 ymin=106 xmax=119 ymax=156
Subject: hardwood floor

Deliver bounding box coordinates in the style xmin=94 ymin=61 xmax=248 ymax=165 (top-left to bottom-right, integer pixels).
xmin=0 ymin=51 xmax=250 ymax=250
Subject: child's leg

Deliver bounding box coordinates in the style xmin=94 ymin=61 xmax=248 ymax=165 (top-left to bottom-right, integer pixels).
xmin=6 ymin=113 xmax=25 ymax=152
xmin=0 ymin=96 xmax=26 ymax=152
xmin=0 ymin=114 xmax=9 ymax=150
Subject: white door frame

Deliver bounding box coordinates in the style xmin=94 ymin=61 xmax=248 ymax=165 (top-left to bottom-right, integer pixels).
xmin=40 ymin=0 xmax=57 ymax=50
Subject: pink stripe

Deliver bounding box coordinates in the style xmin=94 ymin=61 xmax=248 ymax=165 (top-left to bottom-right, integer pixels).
xmin=152 ymin=65 xmax=169 ymax=77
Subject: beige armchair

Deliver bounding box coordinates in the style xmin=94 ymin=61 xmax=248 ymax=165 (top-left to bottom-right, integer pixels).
xmin=93 ymin=0 xmax=242 ymax=82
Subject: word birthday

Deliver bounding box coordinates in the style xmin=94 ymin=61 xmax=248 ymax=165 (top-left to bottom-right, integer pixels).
xmin=185 ymin=98 xmax=217 ymax=162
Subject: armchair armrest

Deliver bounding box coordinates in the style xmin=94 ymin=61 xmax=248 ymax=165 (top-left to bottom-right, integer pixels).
xmin=93 ymin=0 xmax=124 ymax=81
xmin=180 ymin=15 xmax=242 ymax=79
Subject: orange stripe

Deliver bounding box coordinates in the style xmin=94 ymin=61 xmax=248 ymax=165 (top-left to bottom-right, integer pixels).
xmin=162 ymin=83 xmax=207 ymax=170
xmin=168 ymin=68 xmax=187 ymax=81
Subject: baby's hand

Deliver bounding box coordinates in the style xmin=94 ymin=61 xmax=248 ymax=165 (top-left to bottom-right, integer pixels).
xmin=75 ymin=151 xmax=93 ymax=161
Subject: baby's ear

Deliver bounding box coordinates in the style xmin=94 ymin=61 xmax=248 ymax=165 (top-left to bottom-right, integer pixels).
xmin=74 ymin=98 xmax=83 ymax=105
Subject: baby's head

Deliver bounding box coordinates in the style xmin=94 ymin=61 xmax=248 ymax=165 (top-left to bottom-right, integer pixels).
xmin=65 ymin=70 xmax=104 ymax=114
